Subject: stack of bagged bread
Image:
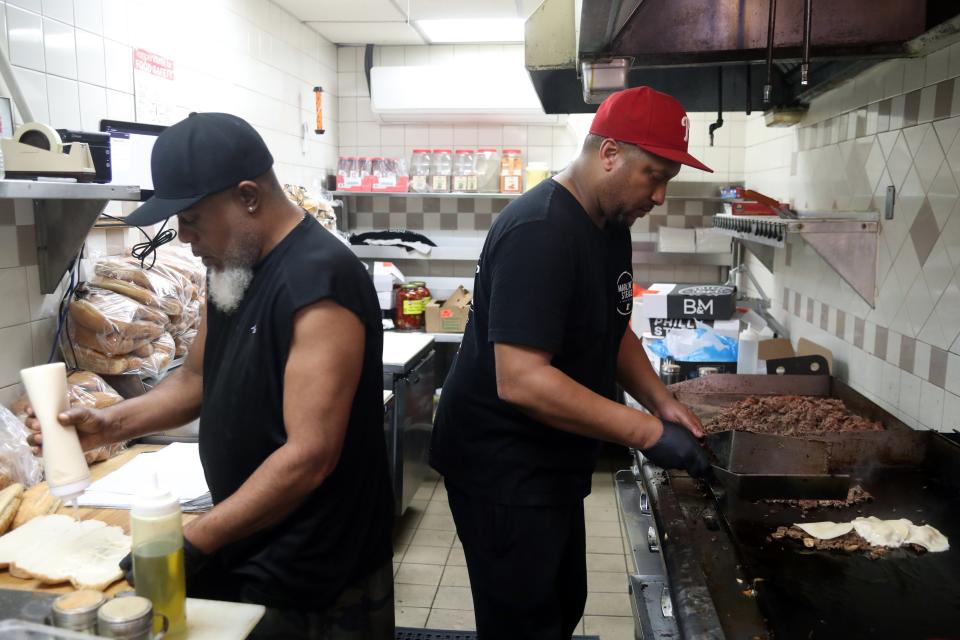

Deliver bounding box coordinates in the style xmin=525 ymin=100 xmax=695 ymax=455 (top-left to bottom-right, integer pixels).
xmin=64 ymin=284 xmax=172 ymax=377
xmin=152 ymin=248 xmax=205 ymax=357
xmin=10 ymin=371 xmax=126 ymax=465
xmin=64 ymin=248 xmax=205 ymax=375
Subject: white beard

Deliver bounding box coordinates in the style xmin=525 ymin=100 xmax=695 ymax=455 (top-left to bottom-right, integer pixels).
xmin=207 ymin=266 xmax=253 ymax=314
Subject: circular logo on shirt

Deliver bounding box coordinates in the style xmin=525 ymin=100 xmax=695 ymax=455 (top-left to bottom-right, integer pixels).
xmin=617 ymin=271 xmax=633 ymax=316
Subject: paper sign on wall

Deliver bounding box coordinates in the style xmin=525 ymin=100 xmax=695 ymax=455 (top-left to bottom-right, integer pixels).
xmin=133 ymin=48 xmax=176 ymax=125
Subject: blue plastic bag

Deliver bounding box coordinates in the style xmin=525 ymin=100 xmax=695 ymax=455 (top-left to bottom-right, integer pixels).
xmin=646 ymin=324 xmax=738 ymax=362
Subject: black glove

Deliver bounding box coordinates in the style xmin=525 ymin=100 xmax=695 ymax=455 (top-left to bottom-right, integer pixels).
xmin=642 ymin=419 xmax=711 ymax=479
xmin=119 ymin=537 xmax=210 ymax=586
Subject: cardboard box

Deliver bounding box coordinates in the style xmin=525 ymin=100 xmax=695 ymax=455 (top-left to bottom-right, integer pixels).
xmin=639 ymin=283 xmax=737 ymax=320
xmin=425 ymin=286 xmax=472 ymax=333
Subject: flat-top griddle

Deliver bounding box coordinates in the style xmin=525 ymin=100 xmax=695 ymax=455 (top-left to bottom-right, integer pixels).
xmin=632 ymin=374 xmax=960 ymax=640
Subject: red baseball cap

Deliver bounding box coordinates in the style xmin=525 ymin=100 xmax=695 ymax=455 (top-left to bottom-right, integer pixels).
xmin=589 ymin=87 xmax=712 ymax=173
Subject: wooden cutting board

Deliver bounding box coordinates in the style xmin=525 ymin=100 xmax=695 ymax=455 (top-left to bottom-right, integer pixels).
xmin=0 ymin=445 xmax=198 ymax=596
xmin=0 ymin=448 xmax=265 ymax=638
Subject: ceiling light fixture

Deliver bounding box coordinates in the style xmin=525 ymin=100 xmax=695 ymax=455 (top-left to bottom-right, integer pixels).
xmin=415 ymin=18 xmax=525 ymax=44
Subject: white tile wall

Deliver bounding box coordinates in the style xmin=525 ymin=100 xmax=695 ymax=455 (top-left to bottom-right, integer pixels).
xmin=0 ymin=0 xmax=342 ymax=404
xmin=8 ymin=5 xmax=44 ymax=71
xmin=42 ymin=16 xmax=76 ymax=78
xmin=74 ymin=27 xmax=104 ymax=85
xmin=743 ymin=48 xmax=960 ymax=431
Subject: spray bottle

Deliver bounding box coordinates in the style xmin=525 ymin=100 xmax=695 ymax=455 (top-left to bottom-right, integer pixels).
xmin=130 ymin=473 xmax=187 ymax=638
xmin=737 ymin=310 xmax=767 ymax=374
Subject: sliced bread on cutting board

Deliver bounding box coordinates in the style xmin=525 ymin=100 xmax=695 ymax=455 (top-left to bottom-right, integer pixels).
xmin=0 ymin=483 xmax=24 ymax=534
xmin=11 ymin=483 xmax=60 ymax=530
xmin=0 ymin=514 xmax=130 ymax=590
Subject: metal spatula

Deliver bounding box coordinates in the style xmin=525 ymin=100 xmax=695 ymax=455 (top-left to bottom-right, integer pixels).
xmin=705 ymin=431 xmax=851 ymax=500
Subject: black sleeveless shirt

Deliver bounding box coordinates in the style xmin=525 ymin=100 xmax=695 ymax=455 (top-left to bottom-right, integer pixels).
xmin=200 ymin=215 xmax=392 ymax=610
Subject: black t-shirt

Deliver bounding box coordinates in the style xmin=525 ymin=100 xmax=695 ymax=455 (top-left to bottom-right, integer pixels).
xmin=200 ymin=215 xmax=393 ymax=610
xmin=430 ymin=179 xmax=633 ymax=506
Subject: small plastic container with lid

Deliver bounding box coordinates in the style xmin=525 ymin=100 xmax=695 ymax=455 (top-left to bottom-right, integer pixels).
xmin=430 ymin=149 xmax=453 ymax=193
xmin=500 ymin=149 xmax=523 ymax=193
xmin=357 ymin=157 xmax=372 ymax=179
xmin=659 ymin=360 xmax=681 ymax=385
xmin=409 ymin=149 xmax=432 ymax=193
xmin=130 ymin=473 xmax=187 ymax=639
xmin=452 ymin=150 xmax=476 ymax=193
xmin=524 ymin=162 xmax=550 ymax=191
xmin=474 ymin=148 xmax=500 ymax=192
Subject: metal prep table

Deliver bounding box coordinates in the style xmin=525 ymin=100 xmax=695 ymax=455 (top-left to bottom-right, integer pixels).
xmin=383 ymin=332 xmax=436 ymax=515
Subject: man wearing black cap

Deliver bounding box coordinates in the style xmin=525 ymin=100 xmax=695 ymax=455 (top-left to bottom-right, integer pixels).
xmin=430 ymin=87 xmax=712 ymax=638
xmin=29 ymin=113 xmax=394 ymax=638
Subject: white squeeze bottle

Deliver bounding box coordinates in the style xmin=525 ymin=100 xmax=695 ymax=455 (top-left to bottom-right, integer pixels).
xmin=131 ymin=473 xmax=187 ymax=638
xmin=736 ymin=310 xmax=766 ymax=375
xmin=19 ymin=363 xmax=90 ymax=502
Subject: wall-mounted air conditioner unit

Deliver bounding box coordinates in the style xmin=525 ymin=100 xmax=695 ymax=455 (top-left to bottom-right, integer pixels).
xmin=370 ymin=65 xmax=567 ymax=125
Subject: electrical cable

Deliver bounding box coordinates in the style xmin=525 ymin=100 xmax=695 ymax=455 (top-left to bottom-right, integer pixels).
xmin=48 ymin=244 xmax=82 ymax=364
xmin=50 ymin=212 xmax=177 ymax=366
xmin=99 ymin=213 xmax=177 ymax=270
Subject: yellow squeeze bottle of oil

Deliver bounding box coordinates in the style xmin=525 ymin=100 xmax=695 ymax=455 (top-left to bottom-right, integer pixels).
xmin=130 ymin=473 xmax=187 ymax=638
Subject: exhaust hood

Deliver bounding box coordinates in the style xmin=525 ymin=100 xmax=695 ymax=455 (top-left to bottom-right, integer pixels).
xmin=525 ymin=0 xmax=959 ymax=115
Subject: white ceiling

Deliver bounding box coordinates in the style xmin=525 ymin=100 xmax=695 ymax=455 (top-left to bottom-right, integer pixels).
xmin=273 ymin=0 xmax=543 ymax=45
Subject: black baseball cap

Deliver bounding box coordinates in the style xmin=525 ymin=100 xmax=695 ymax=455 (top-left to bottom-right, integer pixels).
xmin=125 ymin=112 xmax=274 ymax=227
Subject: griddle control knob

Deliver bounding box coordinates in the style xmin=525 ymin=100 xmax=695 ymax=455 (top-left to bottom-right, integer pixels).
xmin=647 ymin=526 xmax=660 ymax=553
xmin=639 ymin=490 xmax=650 ymax=514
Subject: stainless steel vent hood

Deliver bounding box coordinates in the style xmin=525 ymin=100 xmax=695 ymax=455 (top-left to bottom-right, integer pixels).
xmin=526 ymin=0 xmax=959 ymax=115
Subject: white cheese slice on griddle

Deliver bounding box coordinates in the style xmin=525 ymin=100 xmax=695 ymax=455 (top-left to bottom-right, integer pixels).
xmin=794 ymin=521 xmax=854 ymax=539
xmin=852 ymin=516 xmax=913 ymax=548
xmin=904 ymin=524 xmax=950 ymax=553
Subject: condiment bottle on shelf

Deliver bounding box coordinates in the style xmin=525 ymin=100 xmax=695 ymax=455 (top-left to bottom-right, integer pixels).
xmin=130 ymin=473 xmax=187 ymax=638
xmin=736 ymin=310 xmax=766 ymax=375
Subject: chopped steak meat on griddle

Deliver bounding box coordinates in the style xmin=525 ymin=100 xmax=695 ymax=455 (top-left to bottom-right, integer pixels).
xmin=769 ymin=525 xmax=925 ymax=558
xmin=703 ymin=395 xmax=883 ymax=435
xmin=766 ymin=485 xmax=873 ymax=514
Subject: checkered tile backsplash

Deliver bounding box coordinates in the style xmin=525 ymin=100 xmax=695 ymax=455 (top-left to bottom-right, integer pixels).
xmin=342 ymin=181 xmax=734 ymax=233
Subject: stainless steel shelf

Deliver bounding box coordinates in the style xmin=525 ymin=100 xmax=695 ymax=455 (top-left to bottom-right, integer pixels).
xmin=1 ymin=180 xmax=143 ymax=294
xmin=351 ymin=244 xmax=481 ymax=261
xmin=713 ymin=212 xmax=880 ymax=307
xmin=333 ymin=190 xmax=721 ymax=201
xmin=333 ymin=190 xmax=522 ymax=199
xmin=353 ymin=243 xmax=731 ymax=266
xmin=0 ymin=180 xmax=140 ymax=200
xmin=632 ymin=251 xmax=731 ymax=266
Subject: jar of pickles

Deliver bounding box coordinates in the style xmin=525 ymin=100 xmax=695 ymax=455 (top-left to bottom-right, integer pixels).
xmin=410 ymin=281 xmax=432 ymax=309
xmin=395 ymin=283 xmax=425 ymax=331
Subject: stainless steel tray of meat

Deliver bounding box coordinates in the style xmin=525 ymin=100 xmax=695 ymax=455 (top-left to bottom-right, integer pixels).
xmin=619 ymin=374 xmax=960 ymax=640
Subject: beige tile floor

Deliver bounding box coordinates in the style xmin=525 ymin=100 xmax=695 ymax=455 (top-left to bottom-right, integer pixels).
xmin=393 ymin=452 xmax=636 ymax=639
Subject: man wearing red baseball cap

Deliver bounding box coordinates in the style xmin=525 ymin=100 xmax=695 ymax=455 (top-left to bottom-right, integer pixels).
xmin=430 ymin=87 xmax=711 ymax=638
